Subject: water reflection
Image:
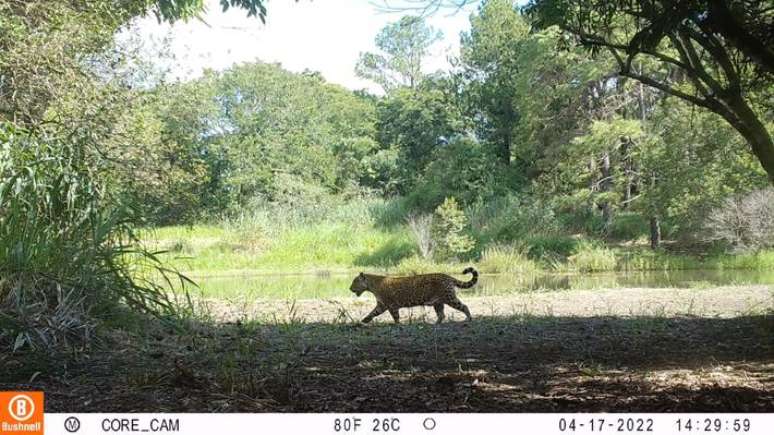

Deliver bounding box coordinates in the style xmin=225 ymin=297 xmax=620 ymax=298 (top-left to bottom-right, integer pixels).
xmin=192 ymin=269 xmax=774 ymax=300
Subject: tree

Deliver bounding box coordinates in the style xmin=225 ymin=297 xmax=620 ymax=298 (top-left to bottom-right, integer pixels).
xmin=154 ymin=0 xmax=270 ymax=22
xmin=375 ymin=78 xmax=465 ymax=192
xmin=460 ymin=0 xmax=530 ymax=165
xmin=356 ymin=16 xmax=442 ymax=93
xmin=526 ymin=0 xmax=774 ymax=183
xmin=432 ymin=197 xmax=475 ymax=260
xmin=207 ymin=62 xmax=378 ymax=208
xmin=0 ymin=0 xmax=273 ymax=127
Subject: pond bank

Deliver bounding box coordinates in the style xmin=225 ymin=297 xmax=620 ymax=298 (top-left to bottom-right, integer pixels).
xmin=187 ymin=269 xmax=774 ymax=300
xmin=197 ymin=285 xmax=773 ymax=323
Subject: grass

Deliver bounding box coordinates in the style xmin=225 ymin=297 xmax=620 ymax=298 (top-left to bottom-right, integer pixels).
xmin=145 ymin=218 xmax=774 ymax=278
xmin=477 ymin=244 xmax=540 ymax=274
xmin=566 ymin=241 xmax=618 ymax=272
xmin=144 ymin=223 xmax=414 ymax=273
xmin=134 ymin=198 xmax=774 ymax=303
xmin=0 ymin=128 xmax=187 ymax=351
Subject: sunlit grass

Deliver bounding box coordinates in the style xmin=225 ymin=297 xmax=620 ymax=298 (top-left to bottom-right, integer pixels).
xmin=146 ymin=221 xmax=415 ymax=274
xmin=140 ymin=199 xmax=774 ymax=283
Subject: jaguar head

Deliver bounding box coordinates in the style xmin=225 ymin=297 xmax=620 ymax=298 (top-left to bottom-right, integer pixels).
xmin=349 ymin=272 xmax=368 ymax=296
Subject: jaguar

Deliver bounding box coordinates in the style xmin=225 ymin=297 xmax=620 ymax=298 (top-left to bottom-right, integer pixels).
xmin=349 ymin=267 xmax=478 ymax=324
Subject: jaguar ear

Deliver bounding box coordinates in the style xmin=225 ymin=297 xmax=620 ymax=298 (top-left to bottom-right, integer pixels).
xmin=359 ymin=272 xmax=365 ymax=277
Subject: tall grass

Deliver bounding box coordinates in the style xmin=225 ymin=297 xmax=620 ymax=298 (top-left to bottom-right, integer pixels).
xmin=478 ymin=244 xmax=540 ymax=274
xmin=141 ymin=192 xmax=774 ymax=277
xmin=0 ymin=126 xmax=189 ymax=351
xmin=146 ymin=197 xmax=418 ymax=273
xmin=566 ymin=242 xmax=618 ymax=272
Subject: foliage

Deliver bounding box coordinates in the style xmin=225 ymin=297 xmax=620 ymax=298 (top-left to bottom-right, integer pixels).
xmin=478 ymin=244 xmax=539 ymax=274
xmin=356 ymin=16 xmax=442 ymax=93
xmin=2 ymin=0 xmax=773 ymax=360
xmin=566 ymin=241 xmax=617 ymax=272
xmin=460 ymin=0 xmax=530 ymax=164
xmin=704 ymin=188 xmax=774 ymax=253
xmin=406 ymin=214 xmax=434 ymax=259
xmin=469 ymin=194 xmax=562 ymax=246
xmin=417 ymin=136 xmax=509 ymax=206
xmin=0 ymin=125 xmax=187 ymax=351
xmin=375 ymin=79 xmax=466 ymax=193
xmin=213 ymin=64 xmax=378 ymax=206
xmin=431 ymin=197 xmax=476 ymax=260
xmin=523 ymin=235 xmax=578 ymax=264
xmin=527 ymin=0 xmax=774 ymax=182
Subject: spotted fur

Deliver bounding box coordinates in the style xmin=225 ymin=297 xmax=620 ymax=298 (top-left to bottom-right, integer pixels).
xmin=349 ymin=267 xmax=478 ymax=324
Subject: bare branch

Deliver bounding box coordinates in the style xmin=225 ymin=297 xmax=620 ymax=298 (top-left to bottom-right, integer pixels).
xmin=618 ymin=69 xmax=714 ymax=110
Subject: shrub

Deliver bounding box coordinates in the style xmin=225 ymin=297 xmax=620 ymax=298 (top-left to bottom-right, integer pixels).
xmin=0 ymin=126 xmax=187 ymax=351
xmin=524 ymin=235 xmax=578 ymax=262
xmin=406 ymin=213 xmax=434 ymax=259
xmin=393 ymin=256 xmax=459 ymax=275
xmin=431 ymin=197 xmax=475 ymax=261
xmin=470 ymin=195 xmax=562 ymax=244
xmin=704 ymin=188 xmax=774 ymax=252
xmin=609 ymin=212 xmax=649 ymax=241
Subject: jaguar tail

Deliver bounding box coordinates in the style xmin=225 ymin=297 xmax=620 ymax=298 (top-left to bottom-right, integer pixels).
xmin=454 ymin=267 xmax=478 ymax=289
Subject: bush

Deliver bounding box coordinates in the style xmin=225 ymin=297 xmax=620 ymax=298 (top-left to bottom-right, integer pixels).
xmin=0 ymin=126 xmax=186 ymax=351
xmin=524 ymin=235 xmax=578 ymax=262
xmin=469 ymin=195 xmax=562 ymax=245
xmin=609 ymin=212 xmax=649 ymax=241
xmin=432 ymin=197 xmax=475 ymax=261
xmin=406 ymin=213 xmax=434 ymax=259
xmin=704 ymin=188 xmax=774 ymax=252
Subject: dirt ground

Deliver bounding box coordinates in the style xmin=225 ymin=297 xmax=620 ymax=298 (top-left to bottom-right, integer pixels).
xmin=2 ymin=286 xmax=773 ymax=412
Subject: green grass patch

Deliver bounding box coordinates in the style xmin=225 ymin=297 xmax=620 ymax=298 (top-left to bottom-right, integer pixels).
xmin=566 ymin=242 xmax=618 ymax=272
xmin=140 ymin=198 xmax=774 ymax=279
xmin=478 ymin=244 xmax=540 ymax=274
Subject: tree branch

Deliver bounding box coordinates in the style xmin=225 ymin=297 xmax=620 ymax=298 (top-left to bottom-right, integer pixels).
xmin=617 ymin=70 xmax=713 ymax=110
xmin=682 ymin=23 xmax=741 ymax=90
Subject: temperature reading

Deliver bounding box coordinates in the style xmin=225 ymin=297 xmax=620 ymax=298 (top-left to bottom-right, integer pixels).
xmin=372 ymin=418 xmax=400 ymax=432
xmin=334 ymin=417 xmax=362 ymax=432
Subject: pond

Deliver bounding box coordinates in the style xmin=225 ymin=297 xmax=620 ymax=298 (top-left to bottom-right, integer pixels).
xmin=188 ymin=269 xmax=774 ymax=300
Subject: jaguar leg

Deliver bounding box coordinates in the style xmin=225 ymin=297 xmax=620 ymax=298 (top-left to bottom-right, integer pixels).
xmin=446 ymin=298 xmax=472 ymax=321
xmin=388 ymin=307 xmax=400 ymax=324
xmin=433 ymin=303 xmax=445 ymax=324
xmin=362 ymin=302 xmax=387 ymax=323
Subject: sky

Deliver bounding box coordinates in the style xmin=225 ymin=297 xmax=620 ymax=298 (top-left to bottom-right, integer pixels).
xmin=126 ymin=0 xmax=482 ymax=93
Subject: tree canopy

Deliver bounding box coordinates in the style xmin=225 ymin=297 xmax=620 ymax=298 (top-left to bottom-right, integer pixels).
xmin=356 ymin=15 xmax=443 ymax=92
xmin=525 ymin=0 xmax=774 ymax=182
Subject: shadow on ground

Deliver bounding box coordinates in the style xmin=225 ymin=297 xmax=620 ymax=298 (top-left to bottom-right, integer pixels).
xmin=3 ymin=314 xmax=773 ymax=412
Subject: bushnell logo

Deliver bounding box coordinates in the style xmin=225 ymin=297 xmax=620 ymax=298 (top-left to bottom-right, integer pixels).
xmin=0 ymin=392 xmax=44 ymax=435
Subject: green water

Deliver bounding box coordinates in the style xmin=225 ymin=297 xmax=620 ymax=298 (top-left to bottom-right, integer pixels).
xmin=188 ymin=269 xmax=774 ymax=300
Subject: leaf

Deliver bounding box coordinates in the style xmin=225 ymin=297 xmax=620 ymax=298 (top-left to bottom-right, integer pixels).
xmin=13 ymin=333 xmax=27 ymax=351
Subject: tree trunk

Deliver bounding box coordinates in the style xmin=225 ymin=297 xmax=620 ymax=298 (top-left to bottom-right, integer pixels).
xmin=498 ymin=128 xmax=511 ymax=166
xmin=588 ymin=158 xmax=596 ymax=215
xmin=649 ymin=216 xmax=661 ymax=250
xmin=600 ymin=152 xmax=613 ymax=232
xmin=719 ymin=94 xmax=774 ymax=185
xmin=620 ymin=137 xmax=634 ymax=210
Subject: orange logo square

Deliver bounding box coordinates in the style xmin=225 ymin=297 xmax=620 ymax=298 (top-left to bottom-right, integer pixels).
xmin=0 ymin=392 xmax=44 ymax=435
